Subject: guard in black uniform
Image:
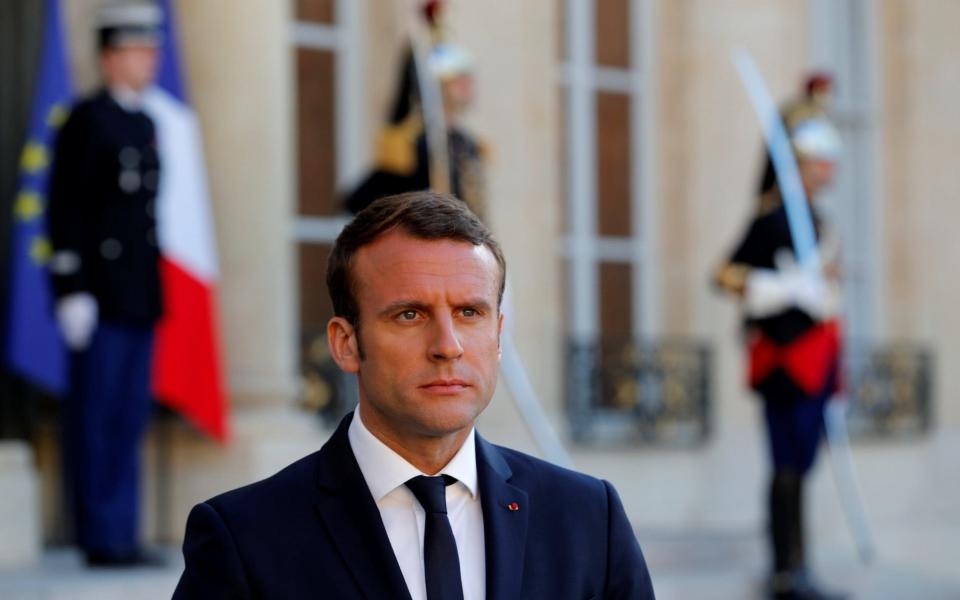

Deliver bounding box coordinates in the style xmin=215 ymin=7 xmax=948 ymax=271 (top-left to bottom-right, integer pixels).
xmin=344 ymin=1 xmax=485 ymax=217
xmin=715 ymin=118 xmax=846 ymax=600
xmin=47 ymin=2 xmax=164 ymax=566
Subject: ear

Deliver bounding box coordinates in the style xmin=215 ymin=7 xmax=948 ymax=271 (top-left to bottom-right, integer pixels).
xmin=496 ymin=312 xmax=505 ymax=358
xmin=327 ymin=316 xmax=361 ymax=374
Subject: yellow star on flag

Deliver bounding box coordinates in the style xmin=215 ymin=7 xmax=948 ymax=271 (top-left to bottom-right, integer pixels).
xmin=30 ymin=236 xmax=53 ymax=265
xmin=47 ymin=104 xmax=70 ymax=129
xmin=14 ymin=191 xmax=44 ymax=222
xmin=20 ymin=142 xmax=49 ymax=174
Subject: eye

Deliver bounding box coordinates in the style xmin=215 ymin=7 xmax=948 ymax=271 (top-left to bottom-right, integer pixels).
xmin=461 ymin=307 xmax=479 ymax=318
xmin=398 ymin=310 xmax=419 ymax=321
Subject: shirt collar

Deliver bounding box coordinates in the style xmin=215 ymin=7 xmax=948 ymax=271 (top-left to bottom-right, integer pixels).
xmin=348 ymin=407 xmax=479 ymax=501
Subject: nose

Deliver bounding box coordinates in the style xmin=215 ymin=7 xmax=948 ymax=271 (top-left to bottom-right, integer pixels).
xmin=428 ymin=314 xmax=464 ymax=361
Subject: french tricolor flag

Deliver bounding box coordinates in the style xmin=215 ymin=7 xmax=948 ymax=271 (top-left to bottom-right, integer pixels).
xmin=143 ymin=0 xmax=228 ymax=441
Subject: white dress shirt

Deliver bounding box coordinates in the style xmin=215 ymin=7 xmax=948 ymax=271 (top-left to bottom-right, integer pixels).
xmin=348 ymin=409 xmax=486 ymax=600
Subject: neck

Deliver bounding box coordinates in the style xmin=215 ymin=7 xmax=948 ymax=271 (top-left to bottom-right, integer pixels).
xmin=356 ymin=404 xmax=471 ymax=475
xmin=108 ymin=84 xmax=145 ymax=111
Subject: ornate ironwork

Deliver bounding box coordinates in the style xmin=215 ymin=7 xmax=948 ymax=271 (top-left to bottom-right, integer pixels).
xmin=300 ymin=329 xmax=358 ymax=427
xmin=566 ymin=338 xmax=712 ymax=446
xmin=845 ymin=343 xmax=932 ymax=437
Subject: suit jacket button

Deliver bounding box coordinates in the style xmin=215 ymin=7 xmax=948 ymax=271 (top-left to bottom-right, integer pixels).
xmin=119 ymin=146 xmax=141 ymax=168
xmin=119 ymin=169 xmax=141 ymax=193
xmin=100 ymin=238 xmax=122 ymax=260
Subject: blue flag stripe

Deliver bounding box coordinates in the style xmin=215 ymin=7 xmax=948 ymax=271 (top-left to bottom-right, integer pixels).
xmin=156 ymin=0 xmax=186 ymax=102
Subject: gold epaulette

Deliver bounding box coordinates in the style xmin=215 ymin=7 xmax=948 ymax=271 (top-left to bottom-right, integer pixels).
xmin=476 ymin=138 xmax=490 ymax=161
xmin=713 ymin=262 xmax=751 ymax=296
xmin=376 ymin=113 xmax=423 ymax=175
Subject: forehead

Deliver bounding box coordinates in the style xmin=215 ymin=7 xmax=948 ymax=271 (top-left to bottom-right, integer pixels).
xmin=351 ymin=231 xmax=500 ymax=306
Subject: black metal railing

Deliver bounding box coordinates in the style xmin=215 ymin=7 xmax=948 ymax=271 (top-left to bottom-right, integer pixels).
xmin=566 ymin=338 xmax=713 ymax=446
xmin=299 ymin=329 xmax=358 ymax=427
xmin=844 ymin=343 xmax=933 ymax=437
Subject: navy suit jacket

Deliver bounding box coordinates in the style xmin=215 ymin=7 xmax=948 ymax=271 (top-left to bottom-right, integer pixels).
xmin=173 ymin=413 xmax=654 ymax=599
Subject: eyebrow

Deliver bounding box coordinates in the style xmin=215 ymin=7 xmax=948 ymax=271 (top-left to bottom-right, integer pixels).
xmin=457 ymin=298 xmax=495 ymax=312
xmin=378 ymin=300 xmax=430 ymax=319
xmin=377 ymin=298 xmax=495 ymax=318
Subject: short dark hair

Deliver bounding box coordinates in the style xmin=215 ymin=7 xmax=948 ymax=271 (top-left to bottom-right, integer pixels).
xmin=326 ymin=191 xmax=506 ymax=327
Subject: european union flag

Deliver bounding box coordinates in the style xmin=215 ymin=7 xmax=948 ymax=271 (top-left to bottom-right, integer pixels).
xmin=3 ymin=0 xmax=73 ymax=395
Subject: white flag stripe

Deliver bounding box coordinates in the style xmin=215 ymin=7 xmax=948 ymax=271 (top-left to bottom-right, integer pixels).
xmin=143 ymin=86 xmax=219 ymax=282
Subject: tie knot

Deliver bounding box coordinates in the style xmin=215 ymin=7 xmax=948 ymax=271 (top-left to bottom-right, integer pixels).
xmin=405 ymin=475 xmax=456 ymax=514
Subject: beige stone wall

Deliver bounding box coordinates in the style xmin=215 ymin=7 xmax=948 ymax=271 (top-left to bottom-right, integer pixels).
xmin=174 ymin=0 xmax=297 ymax=407
xmin=877 ymin=0 xmax=960 ymax=426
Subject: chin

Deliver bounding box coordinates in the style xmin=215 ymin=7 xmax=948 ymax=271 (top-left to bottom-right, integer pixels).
xmin=411 ymin=400 xmax=485 ymax=437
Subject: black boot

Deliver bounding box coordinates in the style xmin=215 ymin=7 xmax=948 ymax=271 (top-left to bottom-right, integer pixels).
xmin=767 ymin=469 xmax=800 ymax=599
xmin=768 ymin=471 xmax=846 ymax=600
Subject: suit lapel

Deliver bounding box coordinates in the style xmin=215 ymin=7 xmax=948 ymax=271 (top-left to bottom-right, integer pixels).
xmin=314 ymin=413 xmax=412 ymax=600
xmin=477 ymin=435 xmax=529 ymax=600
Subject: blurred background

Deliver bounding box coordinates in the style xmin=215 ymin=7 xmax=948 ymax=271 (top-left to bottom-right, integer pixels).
xmin=1 ymin=0 xmax=958 ymax=598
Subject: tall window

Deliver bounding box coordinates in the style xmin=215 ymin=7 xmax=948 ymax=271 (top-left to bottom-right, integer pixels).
xmin=292 ymin=0 xmax=362 ymax=411
xmin=558 ymin=0 xmax=658 ymax=396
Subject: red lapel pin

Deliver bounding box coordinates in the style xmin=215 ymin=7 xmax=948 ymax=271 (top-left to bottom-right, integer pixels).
xmin=507 ymin=502 xmax=520 ymax=512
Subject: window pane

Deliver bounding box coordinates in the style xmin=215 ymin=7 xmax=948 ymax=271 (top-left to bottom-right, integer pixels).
xmin=297 ymin=0 xmax=335 ymax=24
xmin=599 ymin=261 xmax=632 ymax=337
xmin=596 ymin=92 xmax=631 ymax=237
xmin=297 ymin=48 xmax=338 ymax=216
xmin=599 ymin=262 xmax=633 ymax=408
xmin=299 ymin=242 xmax=334 ymax=335
xmin=595 ymin=0 xmax=630 ymax=68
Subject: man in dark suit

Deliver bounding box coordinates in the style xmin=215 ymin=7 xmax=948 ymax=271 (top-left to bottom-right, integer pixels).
xmin=174 ymin=191 xmax=655 ymax=599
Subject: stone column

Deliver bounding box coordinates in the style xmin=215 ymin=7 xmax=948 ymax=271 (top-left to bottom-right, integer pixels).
xmin=0 ymin=441 xmax=41 ymax=567
xmin=176 ymin=0 xmax=297 ymax=408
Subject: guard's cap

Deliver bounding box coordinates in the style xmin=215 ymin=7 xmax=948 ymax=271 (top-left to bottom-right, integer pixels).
xmin=792 ymin=118 xmax=842 ymax=161
xmin=97 ymin=2 xmax=163 ymax=49
xmin=428 ymin=43 xmax=473 ymax=80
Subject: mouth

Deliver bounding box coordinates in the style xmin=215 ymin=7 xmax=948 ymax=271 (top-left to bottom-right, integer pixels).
xmin=419 ymin=379 xmax=471 ymax=394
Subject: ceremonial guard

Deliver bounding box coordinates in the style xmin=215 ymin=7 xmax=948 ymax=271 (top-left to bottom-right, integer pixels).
xmin=47 ymin=3 xmax=164 ymax=566
xmin=714 ymin=117 xmax=847 ymax=600
xmin=344 ymin=0 xmax=485 ymax=217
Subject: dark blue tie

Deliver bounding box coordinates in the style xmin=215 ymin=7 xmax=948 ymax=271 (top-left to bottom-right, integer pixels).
xmin=405 ymin=475 xmax=464 ymax=600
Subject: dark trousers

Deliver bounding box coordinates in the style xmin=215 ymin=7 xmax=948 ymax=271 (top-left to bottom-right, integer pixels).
xmin=762 ymin=388 xmax=830 ymax=575
xmin=62 ymin=321 xmax=155 ymax=557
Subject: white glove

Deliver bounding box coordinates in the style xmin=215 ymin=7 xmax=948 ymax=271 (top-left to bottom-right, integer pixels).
xmin=56 ymin=293 xmax=98 ymax=351
xmin=791 ymin=268 xmax=841 ymax=320
xmin=744 ymin=251 xmax=841 ymax=320
xmin=744 ymin=269 xmax=794 ymax=318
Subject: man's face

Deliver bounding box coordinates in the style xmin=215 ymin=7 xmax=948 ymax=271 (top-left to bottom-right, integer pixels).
xmin=441 ymin=73 xmax=474 ymax=115
xmin=800 ymin=157 xmax=837 ymax=197
xmin=101 ymin=46 xmax=159 ymax=92
xmin=330 ymin=230 xmax=503 ymax=445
